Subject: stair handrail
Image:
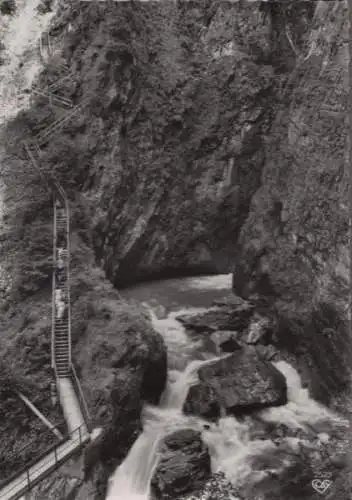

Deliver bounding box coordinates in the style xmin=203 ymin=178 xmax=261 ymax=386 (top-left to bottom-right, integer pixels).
xmin=53 ymin=178 xmax=71 ymax=371
xmin=52 ymin=200 xmax=57 ymax=371
xmin=22 ymin=140 xmax=51 ymax=194
xmin=35 ymin=99 xmax=88 ymax=146
xmin=31 ymin=87 xmax=73 ymax=108
xmin=46 ymin=73 xmax=74 ymax=92
xmin=23 ymin=139 xmax=71 ymax=372
xmin=0 ymin=419 xmax=66 ymax=470
xmin=67 ymin=198 xmax=72 ymax=369
xmin=0 ymin=423 xmax=89 ymax=496
xmin=71 ymin=365 xmax=93 ymax=432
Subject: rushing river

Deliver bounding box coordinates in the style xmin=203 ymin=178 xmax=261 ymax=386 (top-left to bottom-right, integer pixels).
xmin=105 ymin=274 xmax=347 ymax=500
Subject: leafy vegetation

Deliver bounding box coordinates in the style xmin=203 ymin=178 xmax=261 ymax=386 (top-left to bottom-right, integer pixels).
xmin=0 ymin=0 xmax=16 ymax=16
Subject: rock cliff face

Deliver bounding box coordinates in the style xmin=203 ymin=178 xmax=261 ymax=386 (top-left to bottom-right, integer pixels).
xmin=31 ymin=0 xmax=303 ymax=288
xmin=5 ymin=1 xmax=342 ymax=300
xmin=232 ymin=0 xmax=350 ymax=401
xmin=233 ymin=0 xmax=349 ymax=317
xmin=0 ymin=0 xmax=350 ymax=497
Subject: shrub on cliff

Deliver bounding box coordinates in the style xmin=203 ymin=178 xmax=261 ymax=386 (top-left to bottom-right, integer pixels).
xmin=0 ymin=0 xmax=16 ymax=15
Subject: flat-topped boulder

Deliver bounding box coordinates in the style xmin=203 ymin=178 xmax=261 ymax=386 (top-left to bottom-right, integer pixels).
xmin=183 ymin=350 xmax=287 ymax=420
xmin=177 ymin=301 xmax=254 ymax=335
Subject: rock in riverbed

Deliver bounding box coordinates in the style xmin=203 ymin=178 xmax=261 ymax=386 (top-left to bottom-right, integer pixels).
xmin=151 ymin=429 xmax=211 ymax=499
xmin=207 ymin=330 xmax=242 ymax=354
xmin=183 ymin=349 xmax=287 ymax=420
xmin=177 ymin=301 xmax=254 ymax=335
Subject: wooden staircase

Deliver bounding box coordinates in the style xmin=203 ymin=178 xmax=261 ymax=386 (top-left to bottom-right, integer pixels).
xmin=31 ymin=86 xmax=73 ymax=109
xmin=53 ymin=199 xmax=71 ymax=378
xmin=36 ymin=99 xmax=88 ymax=146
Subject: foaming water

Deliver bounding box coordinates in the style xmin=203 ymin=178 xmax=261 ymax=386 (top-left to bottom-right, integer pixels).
xmin=146 ymin=306 xmax=210 ymax=371
xmin=106 ymin=355 xmax=214 ymax=500
xmin=106 ymin=276 xmax=345 ymax=499
xmin=161 ymin=357 xmax=217 ymax=408
xmin=202 ymin=417 xmax=277 ymax=487
xmin=258 ymin=361 xmax=348 ymax=431
xmin=181 ymin=274 xmax=232 ymax=291
xmin=106 ymin=430 xmax=162 ymax=500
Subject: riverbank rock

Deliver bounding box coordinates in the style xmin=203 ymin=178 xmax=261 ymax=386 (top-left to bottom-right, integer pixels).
xmin=255 ymin=344 xmax=279 ymax=362
xmin=212 ymin=294 xmax=251 ymax=309
xmin=207 ymin=330 xmax=242 ymax=354
xmin=183 ymin=384 xmax=221 ymax=421
xmin=177 ymin=471 xmax=241 ymax=500
xmin=151 ymin=429 xmax=211 ymax=499
xmin=184 ymin=350 xmax=287 ymax=419
xmin=83 ymin=369 xmax=143 ymax=481
xmin=178 ymin=301 xmax=254 ymax=335
xmin=244 ymin=313 xmax=273 ymax=345
xmin=73 ymin=296 xmax=167 ymax=493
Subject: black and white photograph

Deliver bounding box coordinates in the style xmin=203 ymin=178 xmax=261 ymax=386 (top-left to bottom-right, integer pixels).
xmin=0 ymin=1 xmax=350 ymax=499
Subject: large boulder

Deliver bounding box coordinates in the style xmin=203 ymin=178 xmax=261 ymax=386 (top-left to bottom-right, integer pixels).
xmin=183 ymin=384 xmax=221 ymax=422
xmin=151 ymin=429 xmax=211 ymax=499
xmin=74 ymin=297 xmax=167 ymax=489
xmin=177 ymin=301 xmax=254 ymax=335
xmin=84 ymin=369 xmax=143 ymax=480
xmin=183 ymin=349 xmax=287 ymax=419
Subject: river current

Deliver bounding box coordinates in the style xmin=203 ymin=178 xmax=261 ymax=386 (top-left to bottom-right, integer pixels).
xmin=105 ymin=274 xmax=346 ymax=500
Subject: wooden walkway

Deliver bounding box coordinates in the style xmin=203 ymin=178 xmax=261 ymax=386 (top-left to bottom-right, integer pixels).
xmin=0 ymin=30 xmax=94 ymax=495
xmin=0 ymin=425 xmax=89 ymax=500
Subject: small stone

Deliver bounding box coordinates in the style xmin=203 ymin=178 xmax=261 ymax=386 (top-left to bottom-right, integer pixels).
xmin=317 ymin=432 xmax=330 ymax=444
xmin=208 ymin=330 xmax=242 ymax=354
xmin=245 ymin=313 xmax=272 ymax=345
xmin=330 ymin=453 xmax=347 ymax=469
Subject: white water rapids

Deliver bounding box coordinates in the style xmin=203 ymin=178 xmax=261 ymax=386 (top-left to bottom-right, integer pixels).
xmin=106 ymin=275 xmax=347 ymax=500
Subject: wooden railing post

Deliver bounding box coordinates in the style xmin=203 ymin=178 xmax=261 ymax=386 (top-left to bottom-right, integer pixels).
xmin=52 ymin=200 xmax=56 ymax=370
xmin=66 ymin=200 xmax=72 ymax=369
xmin=26 ymin=469 xmax=30 ymax=489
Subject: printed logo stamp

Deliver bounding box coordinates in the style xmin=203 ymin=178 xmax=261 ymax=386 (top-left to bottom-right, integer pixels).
xmin=312 ymin=478 xmax=332 ymax=495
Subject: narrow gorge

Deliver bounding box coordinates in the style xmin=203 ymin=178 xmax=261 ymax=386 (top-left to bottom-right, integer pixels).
xmin=0 ymin=1 xmax=350 ymax=500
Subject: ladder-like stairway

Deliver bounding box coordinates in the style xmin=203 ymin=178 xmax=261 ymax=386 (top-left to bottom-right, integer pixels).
xmin=0 ymin=144 xmax=92 ymax=500
xmin=36 ymin=98 xmax=88 ymax=146
xmin=31 ymin=86 xmax=73 ymax=109
xmin=0 ymin=26 xmax=96 ymax=499
xmin=53 ymin=204 xmax=71 ymax=377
